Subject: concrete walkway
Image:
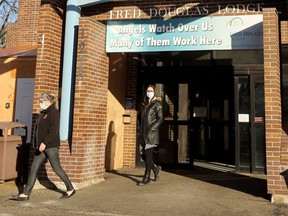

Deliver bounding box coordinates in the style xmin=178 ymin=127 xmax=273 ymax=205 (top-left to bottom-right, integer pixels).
xmin=1 ymin=163 xmax=288 ymax=216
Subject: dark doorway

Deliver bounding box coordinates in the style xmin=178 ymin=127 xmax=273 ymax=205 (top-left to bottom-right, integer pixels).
xmin=138 ymin=66 xmax=235 ymax=168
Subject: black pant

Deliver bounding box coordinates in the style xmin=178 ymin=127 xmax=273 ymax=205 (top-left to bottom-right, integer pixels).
xmin=23 ymin=147 xmax=74 ymax=196
xmin=141 ymin=148 xmax=155 ymax=175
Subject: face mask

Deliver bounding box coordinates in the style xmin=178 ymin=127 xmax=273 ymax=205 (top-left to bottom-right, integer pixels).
xmin=146 ymin=92 xmax=154 ymax=99
xmin=40 ymin=102 xmax=47 ymax=110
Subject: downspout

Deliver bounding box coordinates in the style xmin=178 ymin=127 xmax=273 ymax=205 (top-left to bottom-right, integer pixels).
xmin=60 ymin=0 xmax=111 ymax=140
xmin=60 ymin=0 xmax=81 ymax=141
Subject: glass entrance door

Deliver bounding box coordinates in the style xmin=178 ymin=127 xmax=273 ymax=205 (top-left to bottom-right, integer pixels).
xmin=190 ymin=72 xmax=234 ymax=164
xmin=250 ymin=74 xmax=266 ymax=173
xmin=157 ymin=83 xmax=192 ymax=167
xmin=234 ymin=74 xmax=266 ymax=173
xmin=149 ymin=68 xmax=234 ymax=168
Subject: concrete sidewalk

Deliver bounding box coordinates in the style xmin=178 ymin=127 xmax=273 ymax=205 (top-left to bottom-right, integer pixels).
xmin=1 ymin=164 xmax=288 ymax=216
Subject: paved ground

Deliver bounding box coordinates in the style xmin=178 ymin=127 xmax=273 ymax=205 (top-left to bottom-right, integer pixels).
xmin=1 ymin=163 xmax=288 ymax=216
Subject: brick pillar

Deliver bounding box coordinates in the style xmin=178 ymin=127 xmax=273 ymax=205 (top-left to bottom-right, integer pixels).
xmin=16 ymin=0 xmax=43 ymax=46
xmin=31 ymin=2 xmax=66 ymax=183
xmin=33 ymin=2 xmax=65 ymax=112
xmin=263 ymin=8 xmax=287 ymax=203
xmin=68 ymin=18 xmax=109 ymax=184
xmin=123 ymin=53 xmax=138 ymax=168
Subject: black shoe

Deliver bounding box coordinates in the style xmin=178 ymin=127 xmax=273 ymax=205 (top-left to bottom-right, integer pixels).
xmin=153 ymin=165 xmax=161 ymax=181
xmin=10 ymin=196 xmax=29 ymax=201
xmin=60 ymin=189 xmax=76 ymax=199
xmin=137 ymin=176 xmax=150 ymax=186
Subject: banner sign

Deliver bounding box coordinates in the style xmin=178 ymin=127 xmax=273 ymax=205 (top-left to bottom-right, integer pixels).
xmin=106 ymin=15 xmax=263 ymax=53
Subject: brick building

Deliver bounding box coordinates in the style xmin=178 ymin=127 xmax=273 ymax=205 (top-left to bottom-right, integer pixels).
xmin=2 ymin=0 xmax=288 ymax=204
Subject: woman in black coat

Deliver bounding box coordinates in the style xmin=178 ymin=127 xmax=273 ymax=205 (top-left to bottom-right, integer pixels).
xmin=138 ymin=84 xmax=163 ymax=186
xmin=11 ymin=93 xmax=75 ymax=201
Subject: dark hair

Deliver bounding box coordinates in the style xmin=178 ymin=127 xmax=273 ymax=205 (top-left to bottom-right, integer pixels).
xmin=146 ymin=84 xmax=156 ymax=91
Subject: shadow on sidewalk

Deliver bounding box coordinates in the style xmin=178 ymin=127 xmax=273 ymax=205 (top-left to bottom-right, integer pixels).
xmin=107 ymin=170 xmax=143 ymax=183
xmin=108 ymin=161 xmax=270 ymax=201
xmin=163 ymin=161 xmax=271 ymax=201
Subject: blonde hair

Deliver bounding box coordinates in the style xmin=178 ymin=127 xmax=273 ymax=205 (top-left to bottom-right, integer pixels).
xmin=40 ymin=92 xmax=58 ymax=108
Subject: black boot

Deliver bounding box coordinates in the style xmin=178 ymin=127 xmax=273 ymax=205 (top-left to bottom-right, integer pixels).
xmin=152 ymin=164 xmax=161 ymax=181
xmin=137 ymin=172 xmax=150 ymax=186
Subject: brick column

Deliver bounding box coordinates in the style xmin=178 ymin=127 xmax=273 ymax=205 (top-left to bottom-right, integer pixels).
xmin=32 ymin=2 xmax=67 ymax=184
xmin=17 ymin=0 xmax=43 ymax=46
xmin=69 ymin=18 xmax=109 ymax=184
xmin=123 ymin=53 xmax=138 ymax=167
xmin=263 ymin=8 xmax=287 ymax=203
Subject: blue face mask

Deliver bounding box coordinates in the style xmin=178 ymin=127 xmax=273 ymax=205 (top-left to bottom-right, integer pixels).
xmin=40 ymin=102 xmax=47 ymax=110
xmin=146 ymin=92 xmax=154 ymax=99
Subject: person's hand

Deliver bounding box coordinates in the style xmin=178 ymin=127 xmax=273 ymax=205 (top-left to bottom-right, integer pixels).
xmin=39 ymin=143 xmax=46 ymax=152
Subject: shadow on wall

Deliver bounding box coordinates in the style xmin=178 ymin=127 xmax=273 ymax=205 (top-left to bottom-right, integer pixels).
xmin=105 ymin=121 xmax=117 ymax=171
xmin=280 ymin=169 xmax=288 ymax=188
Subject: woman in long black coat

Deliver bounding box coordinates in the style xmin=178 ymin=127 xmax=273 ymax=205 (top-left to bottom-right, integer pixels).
xmin=138 ymin=84 xmax=163 ymax=186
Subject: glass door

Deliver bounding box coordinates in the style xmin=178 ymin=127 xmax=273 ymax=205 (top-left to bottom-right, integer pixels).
xmin=250 ymin=74 xmax=266 ymax=173
xmin=234 ymin=74 xmax=266 ymax=173
xmin=157 ymin=83 xmax=192 ymax=167
xmin=139 ymin=66 xmax=234 ymax=168
xmin=235 ymin=76 xmax=251 ymax=172
xmin=190 ymin=73 xmax=234 ymax=164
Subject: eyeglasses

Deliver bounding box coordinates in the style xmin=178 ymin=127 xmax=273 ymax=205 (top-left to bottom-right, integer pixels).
xmin=39 ymin=100 xmax=46 ymax=103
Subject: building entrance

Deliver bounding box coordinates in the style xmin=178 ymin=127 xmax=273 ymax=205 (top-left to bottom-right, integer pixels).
xmin=138 ymin=66 xmax=265 ymax=173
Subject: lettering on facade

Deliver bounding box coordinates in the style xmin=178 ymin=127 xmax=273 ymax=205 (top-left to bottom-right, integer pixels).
xmin=109 ymin=3 xmax=264 ymax=19
xmin=108 ymin=22 xmax=222 ymax=49
xmin=106 ymin=14 xmax=263 ymax=52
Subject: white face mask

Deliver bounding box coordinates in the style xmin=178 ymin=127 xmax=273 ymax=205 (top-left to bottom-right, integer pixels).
xmin=40 ymin=102 xmax=47 ymax=110
xmin=146 ymin=92 xmax=154 ymax=99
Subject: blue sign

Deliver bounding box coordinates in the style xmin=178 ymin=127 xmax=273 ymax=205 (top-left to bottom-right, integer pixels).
xmin=106 ymin=15 xmax=263 ymax=53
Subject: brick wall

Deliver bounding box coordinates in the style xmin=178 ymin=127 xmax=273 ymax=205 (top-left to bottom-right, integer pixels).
xmin=33 ymin=1 xmax=65 ymax=115
xmin=32 ymin=2 xmax=66 ymax=181
xmin=5 ymin=23 xmax=18 ymax=48
xmin=263 ymin=8 xmax=285 ymax=202
xmin=69 ymin=17 xmax=109 ymax=182
xmin=281 ymin=21 xmax=288 ymax=44
xmin=5 ymin=0 xmax=42 ymax=48
xmin=17 ymin=0 xmax=41 ymax=46
xmin=123 ymin=53 xmax=139 ymax=167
